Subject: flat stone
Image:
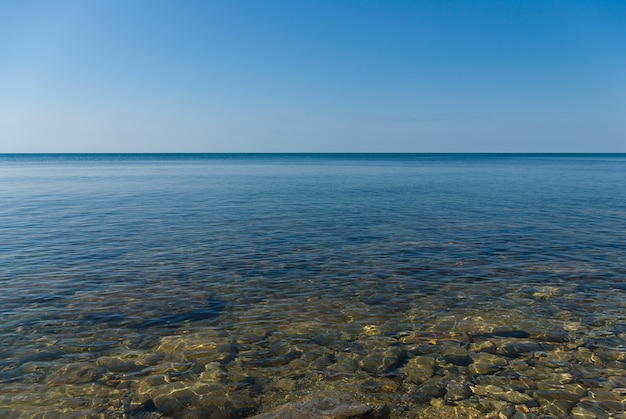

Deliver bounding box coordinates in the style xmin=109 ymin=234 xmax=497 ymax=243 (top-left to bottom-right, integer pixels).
xmin=249 ymin=397 xmax=375 ymax=419
xmin=468 ymin=352 xmax=508 ymax=375
xmin=588 ymin=390 xmax=626 ymax=411
xmin=418 ymin=377 xmax=448 ymax=399
xmin=403 ymin=355 xmax=435 ymax=384
xmin=528 ymin=328 xmax=570 ymax=342
xmin=441 ymin=345 xmax=472 ymax=366
xmin=96 ymin=356 xmax=141 ymax=373
xmin=468 ymin=340 xmax=498 ymax=354
xmin=358 ymin=347 xmax=405 ymax=375
xmin=575 ymin=399 xmax=612 ymax=419
xmin=534 ymin=389 xmax=582 ymax=403
xmin=46 ymin=362 xmax=106 ymax=385
xmin=497 ymin=339 xmax=546 ymax=358
xmin=571 ymin=404 xmax=608 ymax=419
xmin=444 ymin=380 xmax=471 ymax=403
xmin=153 ymin=389 xmax=196 ymax=416
xmin=128 ymin=399 xmax=172 ymax=419
xmin=542 ymin=400 xmax=576 ymax=417
xmin=470 ymin=384 xmax=534 ymax=404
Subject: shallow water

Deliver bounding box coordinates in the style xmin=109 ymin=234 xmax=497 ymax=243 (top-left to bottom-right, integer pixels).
xmin=1 ymin=154 xmax=625 ymax=418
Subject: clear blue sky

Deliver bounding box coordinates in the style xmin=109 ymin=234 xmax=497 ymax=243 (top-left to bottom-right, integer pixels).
xmin=1 ymin=0 xmax=624 ymax=152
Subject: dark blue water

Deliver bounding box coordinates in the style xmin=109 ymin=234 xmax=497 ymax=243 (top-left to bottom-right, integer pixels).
xmin=1 ymin=154 xmax=625 ymax=418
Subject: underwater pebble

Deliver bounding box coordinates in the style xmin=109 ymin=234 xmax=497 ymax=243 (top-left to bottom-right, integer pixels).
xmin=468 ymin=352 xmax=508 ymax=375
xmin=403 ymin=355 xmax=435 ymax=384
xmin=249 ymin=397 xmax=375 ymax=419
xmin=358 ymin=347 xmax=406 ymax=375
xmin=470 ymin=384 xmax=535 ymax=404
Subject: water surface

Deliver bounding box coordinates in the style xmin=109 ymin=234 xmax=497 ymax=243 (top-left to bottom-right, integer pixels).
xmin=1 ymin=154 xmax=625 ymax=418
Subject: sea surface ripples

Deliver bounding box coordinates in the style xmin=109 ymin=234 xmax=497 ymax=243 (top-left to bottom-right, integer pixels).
xmin=1 ymin=154 xmax=625 ymax=418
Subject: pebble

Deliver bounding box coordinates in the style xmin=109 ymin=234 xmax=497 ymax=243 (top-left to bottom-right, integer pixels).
xmin=358 ymin=347 xmax=406 ymax=375
xmin=153 ymin=388 xmax=196 ymax=416
xmin=96 ymin=356 xmax=141 ymax=373
xmin=441 ymin=344 xmax=472 ymax=366
xmin=444 ymin=379 xmax=472 ymax=403
xmin=468 ymin=352 xmax=508 ymax=375
xmin=497 ymin=339 xmax=546 ymax=358
xmin=403 ymin=355 xmax=435 ymax=384
xmin=470 ymin=384 xmax=535 ymax=404
xmin=249 ymin=397 xmax=375 ymax=419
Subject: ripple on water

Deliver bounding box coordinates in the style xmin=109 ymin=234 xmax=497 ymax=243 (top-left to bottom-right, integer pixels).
xmin=1 ymin=154 xmax=625 ymax=417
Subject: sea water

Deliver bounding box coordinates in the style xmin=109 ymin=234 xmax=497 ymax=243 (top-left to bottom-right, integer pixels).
xmin=1 ymin=154 xmax=625 ymax=418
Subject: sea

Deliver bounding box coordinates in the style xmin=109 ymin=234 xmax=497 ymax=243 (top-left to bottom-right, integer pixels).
xmin=1 ymin=153 xmax=625 ymax=418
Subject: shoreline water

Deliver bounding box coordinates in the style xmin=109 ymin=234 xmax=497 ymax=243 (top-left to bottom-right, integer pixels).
xmin=1 ymin=154 xmax=624 ymax=417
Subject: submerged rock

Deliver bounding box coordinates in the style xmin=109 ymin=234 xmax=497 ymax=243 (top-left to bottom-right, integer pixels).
xmin=497 ymin=339 xmax=546 ymax=358
xmin=249 ymin=397 xmax=375 ymax=419
xmin=403 ymin=355 xmax=435 ymax=384
xmin=128 ymin=399 xmax=172 ymax=419
xmin=358 ymin=347 xmax=406 ymax=375
xmin=132 ymin=299 xmax=226 ymax=329
xmin=468 ymin=352 xmax=508 ymax=375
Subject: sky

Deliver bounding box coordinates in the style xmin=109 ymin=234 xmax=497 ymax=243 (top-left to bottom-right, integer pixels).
xmin=0 ymin=0 xmax=625 ymax=153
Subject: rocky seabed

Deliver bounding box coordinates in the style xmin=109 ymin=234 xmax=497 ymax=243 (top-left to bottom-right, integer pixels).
xmin=1 ymin=316 xmax=625 ymax=419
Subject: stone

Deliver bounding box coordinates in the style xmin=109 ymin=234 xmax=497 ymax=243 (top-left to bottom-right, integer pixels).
xmin=528 ymin=328 xmax=570 ymax=343
xmin=571 ymin=404 xmax=609 ymax=419
xmin=46 ymin=362 xmax=106 ymax=385
xmin=534 ymin=389 xmax=582 ymax=403
xmin=470 ymin=384 xmax=534 ymax=404
xmin=128 ymin=399 xmax=172 ymax=419
xmin=441 ymin=345 xmax=472 ymax=366
xmin=475 ymin=374 xmax=537 ymax=392
xmin=96 ymin=356 xmax=141 ymax=373
xmin=468 ymin=352 xmax=508 ymax=375
xmin=542 ymin=400 xmax=576 ymax=417
xmin=588 ymin=390 xmax=626 ymax=411
xmin=360 ymin=377 xmax=400 ymax=393
xmin=444 ymin=379 xmax=471 ymax=403
xmin=358 ymin=347 xmax=406 ymax=375
xmin=249 ymin=397 xmax=375 ymax=419
xmin=469 ymin=340 xmax=498 ymax=354
xmin=403 ymin=355 xmax=435 ymax=384
xmin=497 ymin=340 xmax=545 ymax=358
xmin=153 ymin=388 xmax=196 ymax=416
xmin=246 ymin=347 xmax=303 ymax=368
xmin=417 ymin=377 xmax=448 ymax=399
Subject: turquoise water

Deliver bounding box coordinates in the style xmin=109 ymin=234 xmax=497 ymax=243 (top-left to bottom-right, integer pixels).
xmin=1 ymin=154 xmax=625 ymax=418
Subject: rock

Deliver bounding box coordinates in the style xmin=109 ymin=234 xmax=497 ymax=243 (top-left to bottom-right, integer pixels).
xmin=131 ymin=300 xmax=226 ymax=329
xmin=128 ymin=399 xmax=172 ymax=419
xmin=313 ymin=332 xmax=353 ymax=352
xmin=470 ymin=384 xmax=535 ymax=404
xmin=153 ymin=388 xmax=196 ymax=416
xmin=542 ymin=400 xmax=576 ymax=417
xmin=469 ymin=340 xmax=498 ymax=354
xmin=403 ymin=355 xmax=435 ymax=384
xmin=534 ymin=389 xmax=581 ymax=403
xmin=249 ymin=397 xmax=375 ymax=419
xmin=417 ymin=377 xmax=448 ymax=399
xmin=441 ymin=345 xmax=472 ymax=366
xmin=444 ymin=380 xmax=472 ymax=403
xmin=588 ymin=390 xmax=626 ymax=411
xmin=475 ymin=375 xmax=537 ymax=392
xmin=497 ymin=339 xmax=545 ymax=358
xmin=358 ymin=347 xmax=405 ymax=375
xmin=46 ymin=362 xmax=106 ymax=385
xmin=96 ymin=356 xmax=141 ymax=373
xmin=361 ymin=377 xmax=400 ymax=393
xmin=246 ymin=347 xmax=303 ymax=368
xmin=528 ymin=328 xmax=570 ymax=343
xmin=571 ymin=403 xmax=609 ymax=419
xmin=468 ymin=352 xmax=508 ymax=375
